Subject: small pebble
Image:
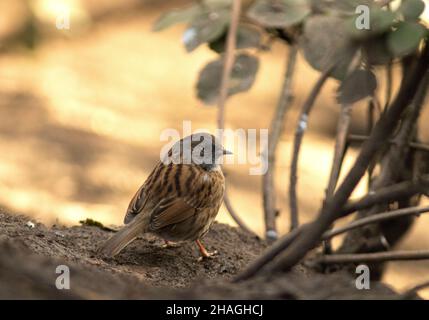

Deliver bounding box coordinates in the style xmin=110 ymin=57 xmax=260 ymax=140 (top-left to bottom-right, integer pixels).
xmin=26 ymin=221 xmax=35 ymax=229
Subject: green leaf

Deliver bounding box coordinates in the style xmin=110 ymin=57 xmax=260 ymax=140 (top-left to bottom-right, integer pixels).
xmin=301 ymin=15 xmax=358 ymax=80
xmin=247 ymin=0 xmax=311 ymax=28
xmin=387 ymin=22 xmax=428 ymax=57
xmin=346 ymin=6 xmax=396 ymax=39
xmin=183 ymin=9 xmax=230 ymax=52
xmin=397 ymin=0 xmax=426 ymax=21
xmin=209 ymin=25 xmax=262 ymax=53
xmin=152 ymin=5 xmax=201 ymax=31
xmin=337 ymin=69 xmax=377 ymax=104
xmin=197 ymin=54 xmax=259 ymax=105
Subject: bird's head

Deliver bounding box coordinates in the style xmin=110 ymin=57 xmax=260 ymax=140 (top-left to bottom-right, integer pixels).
xmin=166 ymin=133 xmax=232 ymax=170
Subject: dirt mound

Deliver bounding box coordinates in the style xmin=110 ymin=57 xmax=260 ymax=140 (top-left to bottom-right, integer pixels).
xmin=0 ymin=209 xmax=403 ymax=299
xmin=0 ymin=209 xmax=265 ymax=287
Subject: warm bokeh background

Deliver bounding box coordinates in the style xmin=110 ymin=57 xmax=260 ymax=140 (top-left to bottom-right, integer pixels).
xmin=0 ymin=0 xmax=428 ymax=297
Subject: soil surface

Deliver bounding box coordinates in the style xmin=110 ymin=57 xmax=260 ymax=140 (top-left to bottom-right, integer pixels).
xmin=0 ymin=209 xmax=407 ymax=299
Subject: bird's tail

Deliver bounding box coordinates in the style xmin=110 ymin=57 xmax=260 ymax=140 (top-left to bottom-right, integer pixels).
xmin=98 ymin=218 xmax=148 ymax=257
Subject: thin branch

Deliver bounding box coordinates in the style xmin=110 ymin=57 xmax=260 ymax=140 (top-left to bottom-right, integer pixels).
xmin=217 ymin=0 xmax=241 ymax=130
xmin=235 ymin=45 xmax=429 ymax=278
xmin=323 ymin=103 xmax=353 ymax=253
xmin=232 ymin=223 xmax=306 ymax=282
xmin=316 ymin=250 xmax=429 ymax=264
xmin=268 ymin=43 xmax=429 ymax=273
xmin=348 ymin=134 xmax=429 ymax=153
xmin=326 ymin=104 xmax=353 ymax=198
xmin=262 ymin=46 xmax=298 ymax=240
xmin=289 ymin=66 xmax=333 ymax=230
xmin=240 ymin=205 xmax=429 ymax=280
xmin=366 ymin=99 xmax=376 ymax=189
xmin=223 ymin=186 xmax=256 ymax=236
xmin=217 ymin=0 xmax=253 ymax=234
xmin=323 ymin=205 xmax=429 ymax=240
xmin=410 ymin=142 xmax=429 ymax=153
xmin=235 ymin=178 xmax=429 ymax=280
xmin=337 ymin=57 xmax=429 ymax=255
xmin=385 ymin=61 xmax=393 ymax=109
xmin=341 ymin=177 xmax=429 ymax=216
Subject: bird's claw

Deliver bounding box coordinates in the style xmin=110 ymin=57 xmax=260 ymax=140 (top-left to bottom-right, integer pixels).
xmin=197 ymin=250 xmax=218 ymax=262
xmin=161 ymin=241 xmax=180 ymax=249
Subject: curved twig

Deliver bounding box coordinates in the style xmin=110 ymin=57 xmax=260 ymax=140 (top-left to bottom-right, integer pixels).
xmin=316 ymin=250 xmax=429 ymax=264
xmin=262 ymin=46 xmax=298 ymax=240
xmin=289 ymin=66 xmax=333 ymax=230
xmin=223 ymin=186 xmax=256 ymax=236
xmin=217 ymin=0 xmax=241 ymax=130
xmin=323 ymin=205 xmax=429 ymax=240
xmin=323 ymin=103 xmax=353 ymax=252
xmin=366 ymin=99 xmax=376 ymax=188
xmin=216 ymin=0 xmax=254 ymax=234
xmin=385 ymin=61 xmax=393 ymax=109
xmin=326 ymin=104 xmax=353 ymax=198
xmin=348 ymin=134 xmax=429 ymax=153
xmin=341 ymin=177 xmax=429 ymax=216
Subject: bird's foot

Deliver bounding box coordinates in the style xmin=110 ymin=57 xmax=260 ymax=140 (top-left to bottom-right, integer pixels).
xmin=162 ymin=240 xmax=180 ymax=249
xmin=197 ymin=250 xmax=218 ymax=262
xmin=196 ymin=239 xmax=217 ymax=261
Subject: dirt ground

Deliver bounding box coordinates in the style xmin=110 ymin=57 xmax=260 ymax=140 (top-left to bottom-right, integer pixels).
xmin=0 ymin=0 xmax=428 ymax=299
xmin=0 ymin=208 xmax=266 ymax=287
xmin=0 ymin=208 xmax=410 ymax=299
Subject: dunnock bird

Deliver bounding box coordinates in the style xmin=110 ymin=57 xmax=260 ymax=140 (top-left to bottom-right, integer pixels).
xmin=99 ymin=133 xmax=231 ymax=259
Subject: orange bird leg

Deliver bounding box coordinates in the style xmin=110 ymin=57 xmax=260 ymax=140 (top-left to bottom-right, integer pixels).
xmin=196 ymin=239 xmax=217 ymax=259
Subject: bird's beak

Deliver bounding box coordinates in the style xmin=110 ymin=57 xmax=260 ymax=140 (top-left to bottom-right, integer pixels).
xmin=223 ymin=149 xmax=233 ymax=155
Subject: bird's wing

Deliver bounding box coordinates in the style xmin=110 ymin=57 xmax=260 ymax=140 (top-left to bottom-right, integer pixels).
xmin=149 ymin=197 xmax=197 ymax=230
xmin=124 ymin=163 xmax=222 ymax=227
xmin=123 ymin=161 xmax=165 ymax=224
xmin=124 ymin=184 xmax=148 ymax=224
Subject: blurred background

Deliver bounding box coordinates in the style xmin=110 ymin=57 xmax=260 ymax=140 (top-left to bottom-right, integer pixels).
xmin=0 ymin=0 xmax=428 ymax=297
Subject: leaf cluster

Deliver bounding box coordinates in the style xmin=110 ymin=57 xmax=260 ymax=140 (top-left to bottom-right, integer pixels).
xmin=153 ymin=0 xmax=428 ymax=105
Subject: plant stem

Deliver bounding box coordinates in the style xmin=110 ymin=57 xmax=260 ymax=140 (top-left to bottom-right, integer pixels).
xmin=216 ymin=0 xmax=253 ymax=234
xmin=348 ymin=135 xmax=429 ymax=153
xmin=326 ymin=104 xmax=353 ymax=198
xmin=269 ymin=43 xmax=429 ymax=273
xmin=323 ymin=205 xmax=429 ymax=240
xmin=232 ymin=223 xmax=306 ymax=282
xmin=316 ymin=250 xmax=429 ymax=264
xmin=262 ymin=46 xmax=298 ymax=240
xmin=341 ymin=177 xmax=429 ymax=216
xmin=289 ymin=66 xmax=333 ymax=230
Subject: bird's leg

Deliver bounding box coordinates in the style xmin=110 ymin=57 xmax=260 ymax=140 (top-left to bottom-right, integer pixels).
xmin=162 ymin=240 xmax=179 ymax=248
xmin=196 ymin=239 xmax=217 ymax=260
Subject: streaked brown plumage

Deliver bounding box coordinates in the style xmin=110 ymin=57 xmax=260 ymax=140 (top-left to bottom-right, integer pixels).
xmin=99 ymin=133 xmax=230 ymax=259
